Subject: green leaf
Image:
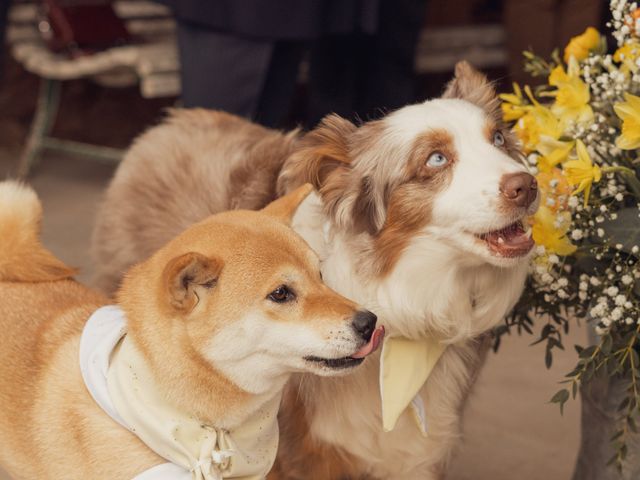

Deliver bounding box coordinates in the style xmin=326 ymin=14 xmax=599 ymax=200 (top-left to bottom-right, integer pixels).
xmin=550 ymin=389 xmax=570 ymax=415
xmin=545 ymin=348 xmax=553 ymax=368
xmin=580 ymin=345 xmax=597 ymax=359
xmin=628 ymin=416 xmax=638 ymax=433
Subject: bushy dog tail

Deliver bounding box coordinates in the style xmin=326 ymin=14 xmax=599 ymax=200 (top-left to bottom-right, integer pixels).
xmin=0 ymin=181 xmax=76 ymax=282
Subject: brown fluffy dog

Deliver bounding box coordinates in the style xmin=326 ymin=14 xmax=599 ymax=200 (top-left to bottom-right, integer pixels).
xmin=0 ymin=182 xmax=381 ymax=479
xmin=92 ymin=62 xmax=537 ymax=479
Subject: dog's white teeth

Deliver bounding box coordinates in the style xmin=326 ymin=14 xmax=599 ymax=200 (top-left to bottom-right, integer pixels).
xmin=497 ymin=237 xmax=505 ymax=244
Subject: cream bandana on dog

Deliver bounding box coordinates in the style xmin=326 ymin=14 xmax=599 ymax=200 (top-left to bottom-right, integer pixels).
xmin=379 ymin=336 xmax=446 ymax=435
xmin=80 ymin=306 xmax=280 ymax=480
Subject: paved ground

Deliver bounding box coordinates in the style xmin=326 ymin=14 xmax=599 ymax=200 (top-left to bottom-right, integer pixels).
xmin=0 ymin=150 xmax=586 ymax=479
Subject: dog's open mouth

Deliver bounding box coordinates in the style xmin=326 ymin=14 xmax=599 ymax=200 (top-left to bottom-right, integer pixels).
xmin=476 ymin=220 xmax=534 ymax=258
xmin=305 ymin=326 xmax=385 ymax=370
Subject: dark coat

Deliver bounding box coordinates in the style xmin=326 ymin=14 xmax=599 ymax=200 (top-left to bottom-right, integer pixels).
xmin=156 ymin=0 xmax=379 ymax=40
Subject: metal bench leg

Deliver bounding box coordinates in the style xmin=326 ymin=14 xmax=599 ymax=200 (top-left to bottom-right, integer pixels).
xmin=18 ymin=78 xmax=61 ymax=178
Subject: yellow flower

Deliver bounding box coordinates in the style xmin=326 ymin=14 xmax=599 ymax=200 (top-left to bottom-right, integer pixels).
xmin=562 ymin=140 xmax=602 ymax=206
xmin=531 ymin=206 xmax=577 ymax=256
xmin=564 ymin=27 xmax=600 ymax=62
xmin=614 ymin=92 xmax=640 ymax=150
xmin=536 ymin=168 xmax=572 ymax=212
xmin=535 ymin=136 xmax=575 ymax=173
xmin=513 ymin=87 xmax=563 ymax=153
xmin=499 ymin=83 xmax=528 ymax=121
xmin=614 ymin=42 xmax=640 ymax=74
xmin=547 ymin=57 xmax=593 ymax=125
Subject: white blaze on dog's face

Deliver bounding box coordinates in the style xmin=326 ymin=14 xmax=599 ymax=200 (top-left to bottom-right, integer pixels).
xmin=153 ymin=187 xmax=383 ymax=395
xmin=383 ymin=98 xmax=539 ymax=268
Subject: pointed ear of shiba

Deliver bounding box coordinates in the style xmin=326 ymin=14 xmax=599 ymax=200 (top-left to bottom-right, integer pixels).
xmin=262 ymin=183 xmax=314 ymax=225
xmin=163 ymin=252 xmax=223 ymax=313
xmin=442 ymin=61 xmax=500 ymax=119
xmin=277 ymin=114 xmax=356 ymax=195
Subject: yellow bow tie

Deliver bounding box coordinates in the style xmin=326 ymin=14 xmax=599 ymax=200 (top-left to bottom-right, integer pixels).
xmin=379 ymin=336 xmax=446 ymax=435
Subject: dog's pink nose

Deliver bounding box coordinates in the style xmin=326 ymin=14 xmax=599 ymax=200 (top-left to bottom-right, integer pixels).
xmin=500 ymin=172 xmax=537 ymax=208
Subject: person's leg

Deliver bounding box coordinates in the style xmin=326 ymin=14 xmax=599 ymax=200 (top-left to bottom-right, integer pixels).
xmin=254 ymin=41 xmax=307 ymax=128
xmin=356 ymin=0 xmax=426 ymax=119
xmin=306 ymin=35 xmax=360 ymax=127
xmin=176 ymin=20 xmax=273 ymax=116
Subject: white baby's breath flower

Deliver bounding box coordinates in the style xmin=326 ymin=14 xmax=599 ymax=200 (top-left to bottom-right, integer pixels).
xmin=572 ymin=229 xmax=584 ymax=241
xmin=611 ymin=308 xmax=623 ymax=321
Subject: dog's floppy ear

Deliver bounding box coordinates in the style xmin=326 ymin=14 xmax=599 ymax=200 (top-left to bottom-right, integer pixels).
xmin=442 ymin=61 xmax=500 ymax=119
xmin=351 ymin=175 xmax=387 ymax=236
xmin=163 ymin=252 xmax=223 ymax=313
xmin=277 ymin=114 xmax=356 ymax=195
xmin=262 ymin=184 xmax=314 ymax=225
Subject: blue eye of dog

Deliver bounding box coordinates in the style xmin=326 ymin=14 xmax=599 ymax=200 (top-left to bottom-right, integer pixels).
xmin=493 ymin=131 xmax=505 ymax=147
xmin=426 ymin=152 xmax=448 ymax=167
xmin=268 ymin=285 xmax=295 ymax=303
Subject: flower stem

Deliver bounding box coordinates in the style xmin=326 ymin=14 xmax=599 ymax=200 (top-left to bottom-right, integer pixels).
xmin=602 ymin=166 xmax=640 ymax=198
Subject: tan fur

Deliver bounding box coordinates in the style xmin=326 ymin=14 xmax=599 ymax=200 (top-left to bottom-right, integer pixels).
xmin=0 ymin=182 xmax=77 ymax=282
xmin=91 ymin=62 xmax=529 ymax=479
xmin=91 ymin=108 xmax=299 ymax=294
xmin=442 ymin=60 xmax=502 ymax=121
xmin=0 ymin=182 xmax=364 ymax=479
xmin=268 ymin=380 xmax=369 ymax=480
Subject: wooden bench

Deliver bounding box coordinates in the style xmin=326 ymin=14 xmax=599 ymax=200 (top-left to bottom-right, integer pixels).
xmin=7 ymin=0 xmax=179 ymax=176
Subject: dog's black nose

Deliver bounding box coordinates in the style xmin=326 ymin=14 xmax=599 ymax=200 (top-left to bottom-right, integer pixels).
xmin=352 ymin=310 xmax=377 ymax=341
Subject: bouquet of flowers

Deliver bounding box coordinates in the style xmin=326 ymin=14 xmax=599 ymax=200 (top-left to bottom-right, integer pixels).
xmin=499 ymin=0 xmax=640 ymax=470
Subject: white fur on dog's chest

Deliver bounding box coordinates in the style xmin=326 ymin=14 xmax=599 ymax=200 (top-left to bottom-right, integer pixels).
xmin=307 ymin=342 xmax=481 ymax=479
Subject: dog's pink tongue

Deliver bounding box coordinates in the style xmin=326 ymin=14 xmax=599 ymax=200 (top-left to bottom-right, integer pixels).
xmin=351 ymin=326 xmax=385 ymax=359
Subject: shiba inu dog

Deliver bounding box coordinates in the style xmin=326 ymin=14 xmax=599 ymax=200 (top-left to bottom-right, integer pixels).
xmin=0 ymin=182 xmax=382 ymax=479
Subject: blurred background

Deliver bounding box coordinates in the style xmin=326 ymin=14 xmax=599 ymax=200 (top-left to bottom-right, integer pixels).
xmin=0 ymin=0 xmax=608 ymax=478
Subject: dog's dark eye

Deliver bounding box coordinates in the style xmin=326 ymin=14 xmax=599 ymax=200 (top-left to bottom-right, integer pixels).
xmin=426 ymin=152 xmax=448 ymax=167
xmin=268 ymin=285 xmax=295 ymax=303
xmin=493 ymin=131 xmax=505 ymax=147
